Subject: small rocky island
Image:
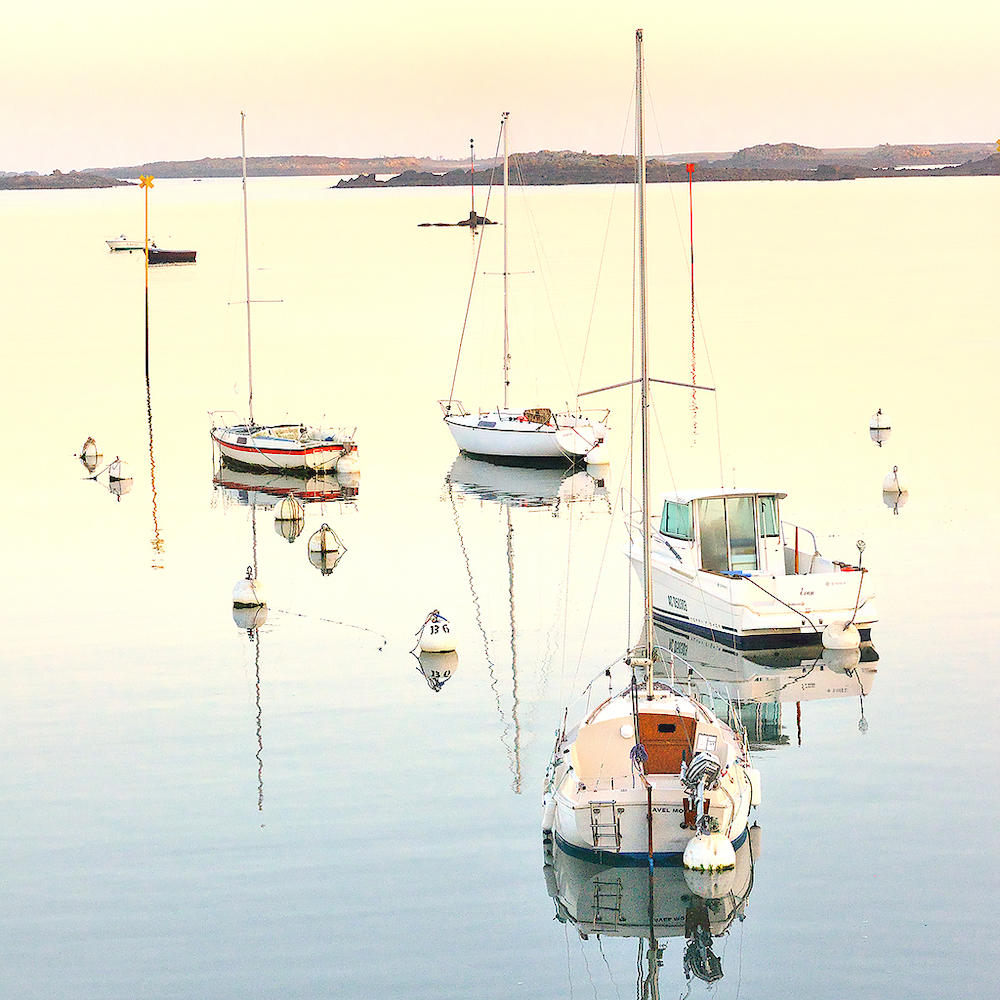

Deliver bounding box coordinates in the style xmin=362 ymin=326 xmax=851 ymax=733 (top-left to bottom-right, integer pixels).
xmin=0 ymin=170 xmax=132 ymax=190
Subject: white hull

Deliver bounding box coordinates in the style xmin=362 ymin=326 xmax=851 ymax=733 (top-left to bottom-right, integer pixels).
xmin=445 ymin=409 xmax=605 ymax=463
xmin=106 ymin=237 xmax=147 ymax=251
xmin=212 ymin=424 xmax=355 ymax=473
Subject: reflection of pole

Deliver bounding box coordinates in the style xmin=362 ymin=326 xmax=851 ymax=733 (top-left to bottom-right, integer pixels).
xmin=506 ymin=508 xmax=522 ymax=794
xmin=255 ymin=631 xmax=263 ymax=811
xmin=146 ymin=375 xmax=165 ymax=567
xmin=796 ymin=700 xmax=802 ymax=746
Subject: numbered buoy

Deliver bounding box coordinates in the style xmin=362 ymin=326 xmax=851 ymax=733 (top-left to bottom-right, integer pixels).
xmin=337 ymin=448 xmax=361 ymax=475
xmin=275 ymin=494 xmax=305 ymax=523
xmin=233 ymin=566 xmax=266 ymax=608
xmin=881 ymin=465 xmax=907 ymax=494
xmin=418 ymin=610 xmax=455 ymax=653
xmin=108 ymin=457 xmax=132 ymax=482
xmin=232 ymin=603 xmax=268 ymax=633
xmin=868 ymin=408 xmax=891 ymax=447
xmin=416 ymin=650 xmax=459 ymax=692
xmin=822 ymin=620 xmax=861 ymax=650
xmin=682 ymin=831 xmax=736 ymax=873
xmin=308 ymin=523 xmax=345 ymax=575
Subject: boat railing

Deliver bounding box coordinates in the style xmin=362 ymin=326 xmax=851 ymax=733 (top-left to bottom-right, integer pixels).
xmin=438 ymin=399 xmax=469 ymax=417
xmin=780 ymin=520 xmax=820 ymax=573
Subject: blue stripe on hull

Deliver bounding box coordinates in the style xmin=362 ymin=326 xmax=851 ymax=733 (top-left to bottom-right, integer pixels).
xmin=550 ymin=825 xmax=749 ymax=868
xmin=652 ymin=609 xmax=871 ymax=651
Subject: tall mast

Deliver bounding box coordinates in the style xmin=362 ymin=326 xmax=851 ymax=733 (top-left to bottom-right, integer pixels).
xmin=240 ymin=111 xmax=254 ymax=426
xmin=502 ymin=111 xmax=510 ymax=409
xmin=469 ymin=137 xmax=475 ymax=221
xmin=636 ymin=29 xmax=655 ymax=664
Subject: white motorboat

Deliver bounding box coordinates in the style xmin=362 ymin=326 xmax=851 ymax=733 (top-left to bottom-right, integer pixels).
xmin=106 ymin=235 xmax=148 ymax=251
xmin=542 ymin=31 xmax=758 ymax=869
xmin=211 ymin=113 xmax=358 ymax=475
xmin=629 ymin=487 xmax=877 ymax=649
xmin=441 ymin=112 xmax=608 ymax=466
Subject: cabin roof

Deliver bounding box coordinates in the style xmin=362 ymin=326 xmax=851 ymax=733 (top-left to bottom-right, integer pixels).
xmin=658 ymin=487 xmax=788 ymax=504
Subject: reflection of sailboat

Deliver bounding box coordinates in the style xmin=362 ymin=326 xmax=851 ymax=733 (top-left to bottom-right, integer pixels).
xmin=544 ymin=825 xmax=760 ymax=993
xmin=441 ymin=112 xmax=608 ymax=466
xmin=210 ymin=113 xmax=357 ymax=474
xmin=656 ymin=625 xmax=877 ymax=747
xmin=213 ymin=465 xmax=359 ymax=509
xmin=543 ymin=31 xmax=757 ymax=869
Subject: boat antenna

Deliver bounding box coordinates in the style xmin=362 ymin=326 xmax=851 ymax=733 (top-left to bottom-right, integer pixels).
xmin=636 ymin=30 xmax=655 ymax=668
xmin=240 ymin=111 xmax=254 ymax=426
xmin=502 ymin=111 xmax=511 ymax=409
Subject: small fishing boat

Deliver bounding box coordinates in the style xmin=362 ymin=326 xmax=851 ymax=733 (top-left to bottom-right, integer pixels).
xmin=441 ymin=112 xmax=608 ymax=466
xmin=106 ymin=235 xmax=147 ymax=251
xmin=147 ymin=244 xmax=196 ymax=265
xmin=542 ymin=32 xmax=758 ymax=869
xmin=211 ymin=113 xmax=358 ymax=475
xmin=632 ymin=488 xmax=877 ymax=649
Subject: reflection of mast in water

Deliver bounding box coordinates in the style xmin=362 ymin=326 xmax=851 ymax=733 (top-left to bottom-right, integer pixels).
xmin=446 ymin=481 xmax=520 ymax=789
xmin=145 ymin=375 xmax=165 ymax=568
xmin=505 ymin=507 xmax=522 ymax=794
xmin=254 ymin=627 xmax=263 ymax=811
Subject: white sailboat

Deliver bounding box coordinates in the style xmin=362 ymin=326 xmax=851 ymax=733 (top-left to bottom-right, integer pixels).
xmin=441 ymin=112 xmax=608 ymax=466
xmin=542 ymin=30 xmax=758 ymax=869
xmin=211 ymin=113 xmax=358 ymax=474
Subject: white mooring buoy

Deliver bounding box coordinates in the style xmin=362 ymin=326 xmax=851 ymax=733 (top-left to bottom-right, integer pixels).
xmin=682 ymin=831 xmax=737 ymax=873
xmin=868 ymin=408 xmax=892 ymax=447
xmin=585 ymin=442 xmax=610 ymax=468
xmin=418 ymin=610 xmax=456 ymax=653
xmin=275 ymin=494 xmax=305 ymax=523
xmin=307 ymin=523 xmax=345 ymax=575
xmin=233 ymin=566 xmax=266 ymax=608
xmin=337 ymin=448 xmax=361 ymax=475
xmin=822 ymin=620 xmax=861 ymax=650
xmin=881 ymin=465 xmax=907 ymax=494
xmin=79 ymin=436 xmax=99 ymax=471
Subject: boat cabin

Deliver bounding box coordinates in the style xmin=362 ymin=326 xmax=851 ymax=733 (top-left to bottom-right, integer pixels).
xmin=657 ymin=488 xmax=789 ymax=577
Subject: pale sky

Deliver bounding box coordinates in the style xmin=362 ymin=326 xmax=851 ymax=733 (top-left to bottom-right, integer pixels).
xmin=2 ymin=0 xmax=996 ymax=173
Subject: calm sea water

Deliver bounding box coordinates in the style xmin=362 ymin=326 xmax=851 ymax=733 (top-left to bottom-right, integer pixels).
xmin=2 ymin=173 xmax=998 ymax=999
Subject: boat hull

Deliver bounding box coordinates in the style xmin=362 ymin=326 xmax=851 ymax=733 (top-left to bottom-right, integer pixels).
xmin=148 ymin=248 xmax=196 ymax=264
xmin=444 ymin=410 xmax=604 ymax=466
xmin=212 ymin=426 xmax=352 ymax=473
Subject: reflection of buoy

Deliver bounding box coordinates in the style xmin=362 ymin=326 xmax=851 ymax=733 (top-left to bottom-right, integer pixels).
xmin=882 ymin=489 xmax=909 ymax=515
xmin=823 ymin=621 xmax=861 ymax=650
xmin=868 ymin=408 xmax=891 ymax=447
xmin=337 ymin=449 xmax=361 ymax=475
xmin=416 ymin=650 xmax=459 ymax=692
xmin=822 ymin=644 xmax=862 ymax=673
xmin=233 ymin=603 xmax=268 ymax=632
xmin=682 ymin=831 xmax=736 ymax=873
xmin=108 ymin=457 xmax=132 ymax=482
xmin=274 ymin=517 xmax=304 ymax=543
xmin=108 ymin=477 xmax=133 ymax=499
xmin=275 ymin=495 xmax=305 ymax=522
xmin=418 ymin=610 xmax=455 ymax=653
xmin=308 ymin=523 xmax=345 ymax=575
xmin=233 ymin=565 xmax=266 ymax=607
xmin=683 ymin=862 xmax=736 ymax=900
xmin=586 ymin=442 xmax=610 ymax=468
xmin=881 ymin=465 xmax=907 ymax=494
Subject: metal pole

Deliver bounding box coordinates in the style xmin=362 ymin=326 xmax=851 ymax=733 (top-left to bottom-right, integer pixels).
xmin=502 ymin=111 xmax=510 ymax=409
xmin=241 ymin=112 xmax=254 ymax=426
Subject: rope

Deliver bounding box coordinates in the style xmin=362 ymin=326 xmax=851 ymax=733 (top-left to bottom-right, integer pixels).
xmin=738 ymin=574 xmax=821 ymax=637
xmin=269 ymin=608 xmax=386 ymax=650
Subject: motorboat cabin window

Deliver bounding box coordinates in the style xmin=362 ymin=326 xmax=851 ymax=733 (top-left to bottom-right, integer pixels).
xmin=697 ymin=495 xmax=760 ymax=573
xmin=726 ymin=496 xmax=758 ymax=571
xmin=759 ymin=495 xmax=779 ymax=537
xmin=660 ymin=501 xmax=692 ymax=540
xmin=697 ymin=499 xmax=729 ymax=573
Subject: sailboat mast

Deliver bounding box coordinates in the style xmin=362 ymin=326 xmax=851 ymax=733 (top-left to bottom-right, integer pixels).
xmin=502 ymin=111 xmax=510 ymax=409
xmin=240 ymin=112 xmax=254 ymax=426
xmin=470 ymin=137 xmax=475 ymax=220
xmin=636 ymin=30 xmax=655 ymax=662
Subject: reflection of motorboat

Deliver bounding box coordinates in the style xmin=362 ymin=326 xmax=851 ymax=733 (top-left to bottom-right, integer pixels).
xmin=446 ymin=454 xmax=607 ymax=510
xmin=213 ymin=463 xmax=358 ymax=509
xmin=655 ymin=625 xmax=877 ymax=747
xmin=544 ymin=825 xmax=760 ymax=990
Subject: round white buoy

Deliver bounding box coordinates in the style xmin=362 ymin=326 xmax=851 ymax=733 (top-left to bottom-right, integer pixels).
xmin=232 ymin=603 xmax=268 ymax=632
xmin=416 ymin=649 xmax=459 ymax=692
xmin=822 ymin=621 xmax=861 ymax=650
xmin=683 ymin=864 xmax=736 ymax=900
xmin=275 ymin=494 xmax=305 ymax=523
xmin=337 ymin=449 xmax=361 ymax=475
xmin=822 ymin=644 xmax=862 ymax=673
xmin=881 ymin=465 xmax=907 ymax=494
xmin=308 ymin=524 xmax=345 ymax=574
xmin=108 ymin=457 xmax=132 ymax=482
xmin=868 ymin=408 xmax=892 ymax=447
xmin=682 ymin=832 xmax=737 ymax=873
xmin=232 ymin=566 xmax=266 ymax=608
xmin=882 ymin=489 xmax=909 ymax=514
xmin=585 ymin=442 xmax=611 ymax=468
xmin=79 ymin=437 xmax=99 ymax=465
xmin=418 ymin=610 xmax=455 ymax=653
